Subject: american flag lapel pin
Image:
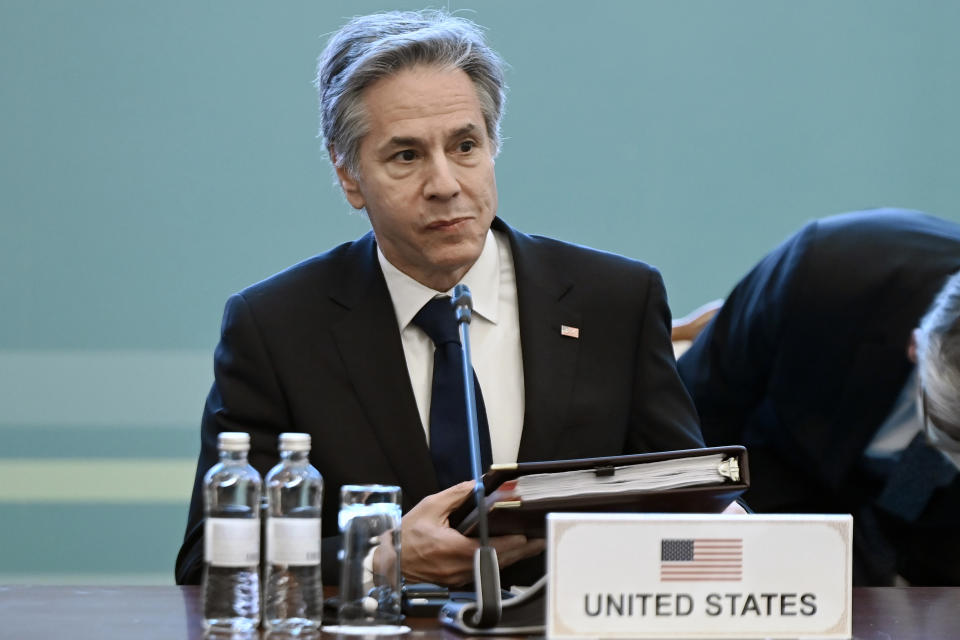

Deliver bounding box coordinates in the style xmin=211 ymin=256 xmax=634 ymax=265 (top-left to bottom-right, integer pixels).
xmin=560 ymin=324 xmax=580 ymax=339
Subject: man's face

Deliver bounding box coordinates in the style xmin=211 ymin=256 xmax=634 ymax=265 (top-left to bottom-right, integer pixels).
xmin=335 ymin=65 xmax=498 ymax=291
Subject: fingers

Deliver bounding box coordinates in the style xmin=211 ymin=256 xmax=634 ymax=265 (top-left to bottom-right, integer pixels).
xmin=412 ymin=480 xmax=475 ymax=522
xmin=402 ymin=525 xmax=478 ymax=585
xmin=400 ymin=487 xmax=479 ymax=586
xmin=490 ymin=534 xmax=546 ymax=568
xmin=488 ymin=534 xmax=529 ymax=553
xmin=399 ymin=485 xmax=556 ymax=587
xmin=497 ymin=539 xmax=546 ymax=568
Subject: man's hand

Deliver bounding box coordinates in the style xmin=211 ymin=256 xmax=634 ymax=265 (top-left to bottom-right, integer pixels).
xmin=395 ymin=481 xmax=545 ymax=586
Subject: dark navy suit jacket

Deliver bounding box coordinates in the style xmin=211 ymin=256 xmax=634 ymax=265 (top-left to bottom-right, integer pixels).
xmin=176 ymin=217 xmax=703 ymax=586
xmin=678 ymin=209 xmax=960 ymax=585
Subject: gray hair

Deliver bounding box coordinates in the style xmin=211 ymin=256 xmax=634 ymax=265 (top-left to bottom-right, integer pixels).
xmin=916 ymin=271 xmax=960 ymax=441
xmin=315 ymin=10 xmax=506 ymax=178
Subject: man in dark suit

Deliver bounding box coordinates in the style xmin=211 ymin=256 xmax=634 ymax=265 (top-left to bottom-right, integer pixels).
xmin=176 ymin=10 xmax=706 ymax=588
xmin=678 ymin=208 xmax=960 ymax=585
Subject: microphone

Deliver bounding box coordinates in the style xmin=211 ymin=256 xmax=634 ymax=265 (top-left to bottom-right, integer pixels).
xmin=439 ymin=286 xmax=548 ymax=635
xmin=450 ymin=284 xmax=502 ymax=628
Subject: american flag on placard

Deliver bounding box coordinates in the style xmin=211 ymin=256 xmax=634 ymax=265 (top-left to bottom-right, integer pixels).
xmin=660 ymin=538 xmax=743 ymax=581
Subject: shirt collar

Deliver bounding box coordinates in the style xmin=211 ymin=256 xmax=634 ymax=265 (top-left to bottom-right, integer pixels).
xmin=378 ymin=228 xmax=500 ymax=331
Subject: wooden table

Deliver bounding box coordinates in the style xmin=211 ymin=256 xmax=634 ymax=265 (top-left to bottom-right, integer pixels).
xmin=0 ymin=585 xmax=956 ymax=639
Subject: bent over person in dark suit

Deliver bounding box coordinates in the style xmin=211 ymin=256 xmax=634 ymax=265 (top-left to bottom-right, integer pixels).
xmin=176 ymin=10 xmax=713 ymax=589
xmin=678 ymin=208 xmax=960 ymax=586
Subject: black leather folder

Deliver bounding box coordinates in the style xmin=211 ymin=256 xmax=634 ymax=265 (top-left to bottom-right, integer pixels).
xmin=450 ymin=445 xmax=749 ymax=537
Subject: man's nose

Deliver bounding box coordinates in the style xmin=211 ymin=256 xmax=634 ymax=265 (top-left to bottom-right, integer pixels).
xmin=423 ymin=156 xmax=461 ymax=200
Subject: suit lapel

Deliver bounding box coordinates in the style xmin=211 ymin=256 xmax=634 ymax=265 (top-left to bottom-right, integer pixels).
xmin=328 ymin=233 xmax=439 ymax=505
xmin=497 ymin=220 xmax=582 ymax=462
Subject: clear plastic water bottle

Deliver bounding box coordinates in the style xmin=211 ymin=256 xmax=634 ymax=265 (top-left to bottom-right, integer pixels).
xmin=264 ymin=432 xmax=324 ymax=632
xmin=203 ymin=431 xmax=262 ymax=633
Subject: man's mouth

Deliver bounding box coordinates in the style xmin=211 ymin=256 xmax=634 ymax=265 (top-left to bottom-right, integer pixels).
xmin=426 ymin=217 xmax=471 ymax=230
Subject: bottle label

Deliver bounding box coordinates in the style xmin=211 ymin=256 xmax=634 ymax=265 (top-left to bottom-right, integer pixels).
xmin=267 ymin=517 xmax=322 ymax=566
xmin=204 ymin=518 xmax=260 ymax=567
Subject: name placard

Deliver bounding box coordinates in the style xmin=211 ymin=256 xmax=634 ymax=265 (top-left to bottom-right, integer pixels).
xmin=546 ymin=513 xmax=851 ymax=639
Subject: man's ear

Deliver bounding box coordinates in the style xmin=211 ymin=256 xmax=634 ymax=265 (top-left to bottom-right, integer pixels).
xmin=908 ymin=328 xmax=920 ymax=364
xmin=329 ymin=147 xmax=365 ymax=210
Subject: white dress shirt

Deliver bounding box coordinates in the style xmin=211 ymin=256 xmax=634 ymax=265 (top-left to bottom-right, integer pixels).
xmin=377 ymin=228 xmax=525 ymax=465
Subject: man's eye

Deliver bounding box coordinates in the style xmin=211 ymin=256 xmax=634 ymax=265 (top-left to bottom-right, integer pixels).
xmin=458 ymin=140 xmax=475 ymax=153
xmin=395 ymin=150 xmax=416 ymax=162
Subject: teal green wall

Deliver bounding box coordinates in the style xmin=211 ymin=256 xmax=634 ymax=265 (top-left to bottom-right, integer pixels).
xmin=2 ymin=1 xmax=958 ymax=583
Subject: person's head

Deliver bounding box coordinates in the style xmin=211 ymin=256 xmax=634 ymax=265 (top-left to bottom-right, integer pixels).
xmin=914 ymin=271 xmax=960 ymax=451
xmin=315 ymin=10 xmax=507 ymax=291
xmin=317 ymin=11 xmax=505 ymax=179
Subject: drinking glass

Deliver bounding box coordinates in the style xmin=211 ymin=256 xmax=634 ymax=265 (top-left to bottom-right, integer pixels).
xmin=337 ymin=484 xmax=403 ymax=628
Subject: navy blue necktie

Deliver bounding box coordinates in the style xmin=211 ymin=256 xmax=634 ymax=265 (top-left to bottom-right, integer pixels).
xmin=412 ymin=296 xmax=493 ymax=489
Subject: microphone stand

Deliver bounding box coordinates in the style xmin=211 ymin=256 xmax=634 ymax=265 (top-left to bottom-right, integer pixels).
xmin=439 ymin=285 xmax=548 ymax=635
xmin=451 ymin=284 xmax=502 ymax=628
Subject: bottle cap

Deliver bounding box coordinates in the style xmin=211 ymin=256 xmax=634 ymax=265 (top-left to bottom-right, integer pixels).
xmin=278 ymin=432 xmax=311 ymax=452
xmin=217 ymin=432 xmax=250 ymax=452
